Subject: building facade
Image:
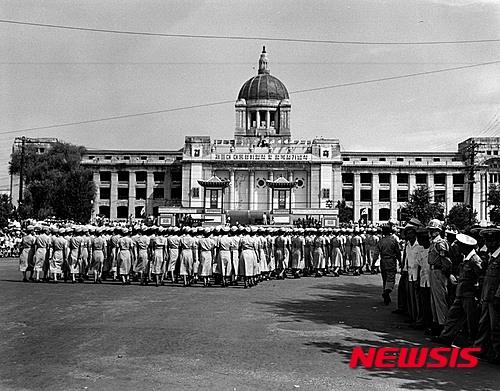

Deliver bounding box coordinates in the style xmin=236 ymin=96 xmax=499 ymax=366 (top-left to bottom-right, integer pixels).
xmin=10 ymin=48 xmax=500 ymax=225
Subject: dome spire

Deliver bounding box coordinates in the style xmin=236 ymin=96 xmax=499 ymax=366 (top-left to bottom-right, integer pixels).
xmin=258 ymin=46 xmax=269 ymax=75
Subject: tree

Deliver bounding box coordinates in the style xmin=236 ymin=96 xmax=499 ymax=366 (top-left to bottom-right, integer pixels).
xmin=403 ymin=185 xmax=444 ymax=225
xmin=336 ymin=200 xmax=353 ymax=224
xmin=489 ymin=184 xmax=500 ymax=225
xmin=9 ymin=142 xmax=95 ymax=223
xmin=447 ymin=203 xmax=477 ymax=231
xmin=0 ymin=194 xmax=15 ymax=228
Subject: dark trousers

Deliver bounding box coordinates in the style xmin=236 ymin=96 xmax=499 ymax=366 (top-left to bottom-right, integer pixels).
xmin=441 ymin=296 xmax=479 ymax=344
xmin=397 ymin=271 xmax=409 ymax=313
xmin=381 ymin=258 xmax=396 ymax=293
xmin=418 ymin=286 xmax=433 ymax=328
xmin=407 ymin=280 xmax=421 ymax=324
xmin=475 ymin=301 xmax=500 ymax=358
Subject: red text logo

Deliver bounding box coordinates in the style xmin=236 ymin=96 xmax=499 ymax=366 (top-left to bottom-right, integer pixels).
xmin=349 ymin=347 xmax=480 ymax=369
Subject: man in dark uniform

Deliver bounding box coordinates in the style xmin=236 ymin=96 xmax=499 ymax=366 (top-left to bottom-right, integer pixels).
xmin=432 ymin=233 xmax=483 ymax=346
xmin=474 ymin=227 xmax=500 ymax=363
xmin=373 ymin=225 xmax=401 ymax=305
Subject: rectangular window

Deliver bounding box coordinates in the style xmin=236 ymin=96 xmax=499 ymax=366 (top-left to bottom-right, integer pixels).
xmin=379 ymin=157 xmax=386 ymax=162
xmin=278 ymin=190 xmax=287 ymax=209
xmin=136 ymin=171 xmax=147 ymax=183
xmin=453 ymin=174 xmax=465 ymax=185
xmin=192 ymin=187 xmax=200 ymax=198
xmin=117 ymin=206 xmax=128 ymax=219
xmin=322 ymin=188 xmax=330 ymax=199
xmin=99 ymin=187 xmax=110 ymax=200
xmin=435 ymin=190 xmax=446 ymax=203
xmin=118 ymin=171 xmax=129 ymax=182
xmin=118 ymin=187 xmax=129 ymax=200
xmin=434 ymin=173 xmax=446 ymax=185
xmin=141 ymin=156 xmax=148 ymax=161
xmin=397 ymin=189 xmax=408 ymax=202
xmin=171 ymin=171 xmax=182 ymax=182
xmin=453 ymin=190 xmax=465 ymax=203
xmin=360 ymin=157 xmax=368 ymax=162
xmin=153 ymin=188 xmax=164 ymax=199
xmin=416 ymin=174 xmax=427 ymax=184
xmin=379 ymin=173 xmax=390 ymax=184
xmin=360 ymin=173 xmax=372 ymax=184
xmin=342 ymin=189 xmax=354 ymax=202
xmin=397 ymin=158 xmax=404 ymax=162
xmin=433 ymin=157 xmax=441 ymax=162
xmin=415 ymin=157 xmax=422 ymax=162
xmin=379 ymin=189 xmax=390 ymax=202
xmin=153 ymin=172 xmax=165 ymax=183
xmin=123 ymin=156 xmax=130 ymax=160
xmin=360 ymin=189 xmax=372 ymax=202
xmin=342 ymin=173 xmax=354 ymax=185
xmin=136 ymin=188 xmax=146 ymax=200
xmin=210 ymin=190 xmax=218 ymax=209
xmin=99 ymin=171 xmax=111 ymax=182
xmin=342 ymin=157 xmax=350 ymax=162
xmin=397 ymin=173 xmax=409 ymax=184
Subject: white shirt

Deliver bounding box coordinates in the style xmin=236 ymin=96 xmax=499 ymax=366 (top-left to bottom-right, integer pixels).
xmin=406 ymin=240 xmax=426 ymax=282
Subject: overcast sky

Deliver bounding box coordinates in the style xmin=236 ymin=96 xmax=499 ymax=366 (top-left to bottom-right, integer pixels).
xmin=1 ymin=0 xmax=499 ymax=191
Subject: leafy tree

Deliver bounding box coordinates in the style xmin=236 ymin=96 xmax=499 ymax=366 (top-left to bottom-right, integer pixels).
xmin=447 ymin=203 xmax=477 ymax=230
xmin=403 ymin=185 xmax=444 ymax=225
xmin=336 ymin=200 xmax=353 ymax=224
xmin=0 ymin=194 xmax=14 ymax=228
xmin=489 ymin=184 xmax=500 ymax=225
xmin=9 ymin=142 xmax=95 ymax=223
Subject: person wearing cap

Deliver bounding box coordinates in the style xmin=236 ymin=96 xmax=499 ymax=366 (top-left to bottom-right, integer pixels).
xmin=257 ymin=227 xmax=270 ymax=281
xmin=402 ymin=223 xmax=427 ymax=327
xmin=426 ymin=219 xmax=452 ymax=335
xmin=445 ymin=227 xmax=462 ymax=306
xmin=373 ymin=225 xmax=401 ymax=305
xmin=117 ymin=228 xmax=135 ymax=285
xmin=134 ymin=227 xmax=150 ymax=286
xmin=178 ymin=227 xmax=196 ymax=287
xmin=365 ymin=228 xmax=378 ymax=274
xmin=239 ymin=227 xmax=259 ymax=288
xmin=274 ymin=228 xmax=288 ymax=280
xmin=80 ymin=227 xmax=92 ymax=281
xmin=303 ymin=228 xmax=314 ymax=276
xmin=432 ymin=233 xmax=483 ymax=346
xmin=166 ymin=227 xmax=181 ymax=284
xmin=91 ymin=228 xmax=107 ymax=284
xmin=33 ymin=226 xmax=52 ymax=282
xmin=19 ymin=225 xmax=36 ymax=282
xmin=330 ymin=229 xmax=343 ymax=277
xmin=67 ymin=227 xmax=84 ymax=283
xmin=104 ymin=227 xmax=121 ymax=281
xmin=150 ymin=226 xmax=167 ymax=286
xmin=49 ymin=227 xmax=67 ymax=283
xmin=350 ymin=227 xmax=364 ymax=276
xmin=215 ymin=227 xmax=232 ymax=287
xmin=228 ymin=227 xmax=241 ymax=285
xmin=312 ymin=228 xmax=326 ymax=278
xmin=474 ymin=227 xmax=500 ymax=364
xmin=290 ymin=228 xmax=305 ymax=279
xmin=198 ymin=228 xmax=216 ymax=287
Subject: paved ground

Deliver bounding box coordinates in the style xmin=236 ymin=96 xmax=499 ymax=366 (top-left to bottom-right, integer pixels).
xmin=0 ymin=258 xmax=499 ymax=391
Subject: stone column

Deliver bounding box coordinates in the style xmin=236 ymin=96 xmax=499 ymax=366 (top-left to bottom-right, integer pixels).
xmin=110 ymin=171 xmax=118 ymax=220
xmin=92 ymin=172 xmax=100 ymax=220
xmin=249 ymin=170 xmax=255 ymax=211
xmin=390 ymin=173 xmax=398 ymax=221
xmin=266 ymin=111 xmax=270 ymax=129
xmin=164 ymin=168 xmax=171 ymax=201
xmin=372 ymin=172 xmax=379 ymax=225
xmin=428 ymin=172 xmax=435 ymax=202
xmin=409 ymin=173 xmax=416 ymax=194
xmin=229 ymin=169 xmax=235 ymax=210
xmin=129 ymin=170 xmax=136 ymax=219
xmin=256 ymin=112 xmax=261 ymax=129
xmin=446 ymin=173 xmax=453 ymax=215
xmin=268 ymin=170 xmax=274 ymax=212
xmin=332 ymin=164 xmax=342 ymax=207
xmin=146 ymin=171 xmax=154 ymax=216
xmin=288 ymin=171 xmax=295 ymax=212
xmin=354 ymin=172 xmax=361 ymax=222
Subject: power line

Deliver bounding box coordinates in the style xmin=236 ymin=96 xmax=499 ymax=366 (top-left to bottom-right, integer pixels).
xmin=1 ymin=59 xmax=499 ymax=136
xmin=1 ymin=19 xmax=500 ymax=45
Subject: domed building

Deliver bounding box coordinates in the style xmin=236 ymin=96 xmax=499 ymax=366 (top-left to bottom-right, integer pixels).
xmin=67 ymin=47 xmax=489 ymax=225
xmin=235 ymin=47 xmax=291 ymax=144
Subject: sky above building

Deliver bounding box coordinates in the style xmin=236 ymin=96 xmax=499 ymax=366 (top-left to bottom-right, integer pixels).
xmin=1 ymin=0 xmax=499 ymax=192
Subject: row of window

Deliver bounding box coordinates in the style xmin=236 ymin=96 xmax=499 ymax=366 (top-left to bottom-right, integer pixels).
xmin=340 ymin=189 xmax=465 ymax=203
xmin=99 ymin=187 xmax=182 ymax=200
xmin=98 ymin=205 xmax=160 ymax=219
xmin=342 ymin=157 xmax=446 ymax=163
xmin=486 ymin=150 xmax=499 ymax=156
xmin=99 ymin=171 xmax=182 ymax=183
xmin=342 ymin=173 xmax=465 ymax=186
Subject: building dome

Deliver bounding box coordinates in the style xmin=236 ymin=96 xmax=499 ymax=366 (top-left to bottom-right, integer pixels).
xmin=237 ymin=47 xmax=289 ymax=101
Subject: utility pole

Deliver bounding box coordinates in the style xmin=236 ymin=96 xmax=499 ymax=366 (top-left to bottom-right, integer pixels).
xmin=466 ymin=139 xmax=481 ymax=225
xmin=18 ymin=136 xmax=26 ymax=207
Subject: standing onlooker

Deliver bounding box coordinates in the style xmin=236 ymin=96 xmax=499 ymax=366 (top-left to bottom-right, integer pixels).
xmin=373 ymin=225 xmax=401 ymax=305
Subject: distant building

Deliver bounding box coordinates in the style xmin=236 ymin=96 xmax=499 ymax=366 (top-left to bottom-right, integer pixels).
xmin=10 ymin=49 xmax=500 ymax=225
